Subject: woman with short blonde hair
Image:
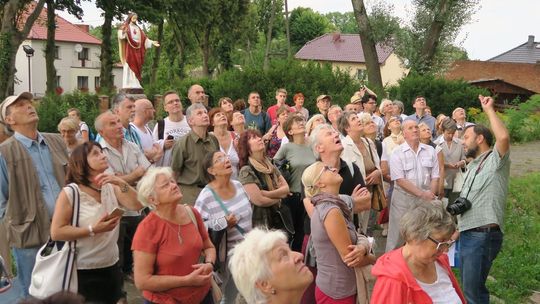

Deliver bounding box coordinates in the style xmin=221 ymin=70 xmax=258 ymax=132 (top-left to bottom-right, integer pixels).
xmin=58 ymin=117 xmax=83 ymax=155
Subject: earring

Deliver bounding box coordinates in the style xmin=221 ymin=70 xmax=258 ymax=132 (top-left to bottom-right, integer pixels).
xmin=271 ymin=289 xmax=276 ymax=295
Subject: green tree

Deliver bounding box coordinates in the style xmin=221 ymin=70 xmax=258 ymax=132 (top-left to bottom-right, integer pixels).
xmin=324 ymin=12 xmax=357 ymax=34
xmin=289 ymin=7 xmax=331 ymax=49
xmin=0 ymin=0 xmax=46 ymax=98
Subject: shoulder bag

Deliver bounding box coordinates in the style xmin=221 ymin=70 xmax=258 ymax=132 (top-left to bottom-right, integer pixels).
xmin=365 ymin=138 xmax=387 ymax=211
xmin=29 ymin=184 xmax=80 ymax=299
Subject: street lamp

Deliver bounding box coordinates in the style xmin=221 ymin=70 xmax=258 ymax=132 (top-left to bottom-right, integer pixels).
xmin=22 ymin=45 xmax=34 ymax=93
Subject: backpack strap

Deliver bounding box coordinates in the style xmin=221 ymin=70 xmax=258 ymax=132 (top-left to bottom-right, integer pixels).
xmin=157 ymin=119 xmax=165 ymax=140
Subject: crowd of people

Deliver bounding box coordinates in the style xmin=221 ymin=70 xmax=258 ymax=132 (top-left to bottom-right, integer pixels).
xmin=0 ymin=84 xmax=510 ymax=304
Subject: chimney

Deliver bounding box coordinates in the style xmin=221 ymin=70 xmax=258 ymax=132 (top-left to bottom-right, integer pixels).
xmin=332 ymin=32 xmax=341 ymax=43
xmin=76 ymin=24 xmax=90 ymax=33
xmin=527 ymin=35 xmax=535 ymax=48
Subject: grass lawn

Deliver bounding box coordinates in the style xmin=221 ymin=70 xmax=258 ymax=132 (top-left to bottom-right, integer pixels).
xmin=487 ymin=172 xmax=540 ymax=303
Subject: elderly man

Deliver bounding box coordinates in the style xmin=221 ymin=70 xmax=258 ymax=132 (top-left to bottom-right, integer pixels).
xmin=187 ymin=84 xmax=208 ymax=106
xmin=406 ymin=96 xmax=436 ymax=138
xmin=344 ymin=93 xmax=363 ymax=114
xmin=314 ymin=95 xmax=331 ymax=121
xmin=327 ymin=105 xmax=343 ymax=133
xmin=452 ymin=107 xmax=474 ymax=138
xmin=244 ymin=91 xmax=271 ymax=134
xmin=95 ymin=111 xmax=150 ymax=290
xmin=0 ymin=93 xmax=68 ymax=298
xmin=152 ymin=90 xmax=191 ymax=167
xmin=171 ymin=103 xmax=219 ymax=205
xmin=130 ymin=98 xmax=162 ymax=163
xmin=386 ymin=119 xmax=440 ymax=251
xmin=458 ymin=96 xmax=510 ymax=304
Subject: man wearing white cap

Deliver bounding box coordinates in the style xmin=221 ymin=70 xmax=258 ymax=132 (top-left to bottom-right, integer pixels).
xmin=0 ymin=92 xmax=68 ymax=298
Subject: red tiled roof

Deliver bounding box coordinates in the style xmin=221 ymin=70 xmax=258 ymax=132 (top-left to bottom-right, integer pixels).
xmin=294 ymin=33 xmax=393 ymax=64
xmin=24 ymin=3 xmax=101 ymax=45
xmin=445 ymin=60 xmax=540 ymax=93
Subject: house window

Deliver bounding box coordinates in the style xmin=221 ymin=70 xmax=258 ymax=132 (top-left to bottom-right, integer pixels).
xmin=356 ymin=69 xmax=367 ymax=81
xmin=56 ymin=75 xmax=61 ymax=87
xmin=78 ymin=48 xmax=89 ymax=60
xmin=54 ymin=46 xmax=60 ymax=59
xmin=95 ymin=76 xmax=100 ymax=89
xmin=77 ymin=76 xmax=89 ymax=90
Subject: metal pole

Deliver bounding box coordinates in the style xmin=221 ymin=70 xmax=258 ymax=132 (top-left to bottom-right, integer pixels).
xmin=27 ymin=56 xmax=31 ymax=93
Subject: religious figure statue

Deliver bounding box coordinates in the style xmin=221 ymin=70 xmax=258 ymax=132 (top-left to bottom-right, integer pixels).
xmin=118 ymin=13 xmax=160 ymax=89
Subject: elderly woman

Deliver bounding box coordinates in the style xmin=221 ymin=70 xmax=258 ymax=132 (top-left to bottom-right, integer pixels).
xmin=439 ymin=118 xmax=466 ymax=202
xmin=67 ymin=108 xmax=90 ymax=142
xmin=378 ymin=99 xmax=394 ymax=124
xmin=218 ymin=97 xmax=234 ymax=128
xmin=302 ymin=161 xmax=374 ymax=303
xmin=132 ymin=167 xmax=217 ymax=304
xmin=274 ymin=115 xmax=316 ymax=252
xmin=264 ymin=105 xmax=290 ymax=158
xmin=305 ymin=114 xmax=326 ymax=137
xmin=359 ymin=113 xmax=383 ymax=158
xmin=50 ymin=142 xmax=142 ymax=303
xmin=195 ymin=150 xmax=253 ymax=303
xmin=237 ymin=130 xmax=291 ymax=232
xmin=209 ymin=108 xmax=240 ymax=179
xmin=58 ymin=117 xmax=83 ymax=155
xmin=231 ymin=111 xmax=245 ymax=142
xmin=229 ymin=228 xmax=313 ymax=304
xmin=338 ymin=111 xmax=381 ymax=234
xmin=391 ymin=100 xmax=408 ymax=121
xmin=371 ymin=203 xmax=465 ymax=303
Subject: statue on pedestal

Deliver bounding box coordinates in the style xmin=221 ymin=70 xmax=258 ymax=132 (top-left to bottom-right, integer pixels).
xmin=118 ymin=13 xmax=160 ymax=90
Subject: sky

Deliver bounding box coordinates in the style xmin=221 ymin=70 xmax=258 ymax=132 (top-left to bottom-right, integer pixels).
xmin=58 ymin=0 xmax=540 ymax=60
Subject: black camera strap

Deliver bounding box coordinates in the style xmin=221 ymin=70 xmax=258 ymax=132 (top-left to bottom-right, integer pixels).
xmin=462 ymin=150 xmax=493 ymax=200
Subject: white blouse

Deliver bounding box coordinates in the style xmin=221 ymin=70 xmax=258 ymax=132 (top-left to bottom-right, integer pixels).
xmin=64 ymin=183 xmax=120 ymax=270
xmin=416 ymin=261 xmax=463 ymax=304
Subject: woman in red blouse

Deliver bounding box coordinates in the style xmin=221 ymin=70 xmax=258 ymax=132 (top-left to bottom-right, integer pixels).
xmin=133 ymin=167 xmax=217 ymax=304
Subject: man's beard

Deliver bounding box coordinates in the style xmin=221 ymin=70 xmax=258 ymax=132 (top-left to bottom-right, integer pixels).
xmin=465 ymin=144 xmax=479 ymax=158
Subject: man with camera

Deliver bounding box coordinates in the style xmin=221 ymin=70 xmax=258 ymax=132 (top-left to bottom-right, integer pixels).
xmin=455 ymin=95 xmax=510 ymax=304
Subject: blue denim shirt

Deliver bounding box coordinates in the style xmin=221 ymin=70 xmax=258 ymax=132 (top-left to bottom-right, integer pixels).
xmin=0 ymin=132 xmax=62 ymax=218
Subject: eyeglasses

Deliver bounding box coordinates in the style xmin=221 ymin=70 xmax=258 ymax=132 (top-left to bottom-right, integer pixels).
xmin=427 ymin=236 xmax=455 ymax=252
xmin=213 ymin=155 xmax=230 ymax=164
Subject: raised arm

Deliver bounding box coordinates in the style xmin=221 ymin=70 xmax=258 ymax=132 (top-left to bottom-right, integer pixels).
xmin=479 ymin=95 xmax=509 ymax=157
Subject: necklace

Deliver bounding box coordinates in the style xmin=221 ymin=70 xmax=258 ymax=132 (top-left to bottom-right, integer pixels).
xmin=88 ymin=184 xmax=101 ymax=193
xmin=163 ymin=219 xmax=183 ymax=245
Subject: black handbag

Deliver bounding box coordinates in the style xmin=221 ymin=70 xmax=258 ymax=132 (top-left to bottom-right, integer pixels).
xmin=273 ymin=158 xmax=292 ymax=184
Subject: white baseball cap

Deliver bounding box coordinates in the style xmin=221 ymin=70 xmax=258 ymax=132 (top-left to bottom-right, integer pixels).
xmin=0 ymin=92 xmax=33 ymax=121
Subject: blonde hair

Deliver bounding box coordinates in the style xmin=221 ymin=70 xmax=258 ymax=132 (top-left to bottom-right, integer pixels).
xmin=379 ymin=98 xmax=393 ymax=114
xmin=305 ymin=114 xmax=326 ymax=136
xmin=229 ymin=228 xmax=288 ymax=304
xmin=301 ymin=162 xmax=325 ymax=198
xmin=57 ymin=117 xmax=79 ymax=132
xmin=136 ymin=167 xmax=174 ymax=207
xmin=357 ymin=112 xmax=373 ymax=125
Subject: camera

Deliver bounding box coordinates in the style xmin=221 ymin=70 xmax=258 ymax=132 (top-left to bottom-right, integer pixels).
xmin=446 ymin=197 xmax=472 ymax=215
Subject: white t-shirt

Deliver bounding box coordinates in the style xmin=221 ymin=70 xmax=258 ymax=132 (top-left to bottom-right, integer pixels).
xmin=76 ymin=122 xmax=89 ymax=140
xmin=130 ymin=123 xmax=154 ymax=151
xmin=152 ymin=117 xmax=191 ymax=167
xmin=416 ymin=261 xmax=463 ymax=304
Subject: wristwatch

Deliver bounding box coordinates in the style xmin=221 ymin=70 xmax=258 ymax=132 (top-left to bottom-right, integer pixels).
xmin=88 ymin=225 xmax=95 ymax=237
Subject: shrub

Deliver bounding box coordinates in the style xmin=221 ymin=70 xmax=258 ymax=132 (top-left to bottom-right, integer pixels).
xmin=387 ymin=73 xmax=489 ymax=117
xmin=468 ymin=95 xmax=540 ymax=143
xmin=36 ymin=92 xmax=101 ymax=133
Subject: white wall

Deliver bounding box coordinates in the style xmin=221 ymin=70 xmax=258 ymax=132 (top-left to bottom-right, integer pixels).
xmin=14 ymin=40 xmax=122 ymax=96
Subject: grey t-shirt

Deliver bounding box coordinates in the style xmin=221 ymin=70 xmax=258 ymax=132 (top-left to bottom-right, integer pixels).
xmin=311 ymin=200 xmax=357 ymax=298
xmin=274 ymin=142 xmax=316 ymax=193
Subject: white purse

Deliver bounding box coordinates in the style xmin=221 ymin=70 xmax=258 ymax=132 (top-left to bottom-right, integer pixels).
xmin=29 ymin=184 xmax=80 ymax=298
xmin=453 ymin=168 xmax=467 ymax=192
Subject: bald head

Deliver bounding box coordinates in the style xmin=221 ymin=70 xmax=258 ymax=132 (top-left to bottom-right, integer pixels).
xmin=188 ymin=84 xmax=206 ymax=104
xmin=134 ymin=99 xmax=155 ymax=122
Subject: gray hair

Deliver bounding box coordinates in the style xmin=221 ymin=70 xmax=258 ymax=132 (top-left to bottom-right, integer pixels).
xmin=0 ymin=120 xmax=13 ymax=137
xmin=337 ymin=111 xmax=356 ymax=136
xmin=441 ymin=117 xmax=458 ymax=132
xmin=136 ymin=167 xmax=174 ymax=208
xmin=357 ymin=112 xmax=372 ymax=125
xmin=379 ymin=98 xmax=393 ymax=114
xmin=229 ymin=228 xmax=288 ymax=304
xmin=94 ymin=110 xmax=114 ymax=132
xmin=111 ymin=93 xmax=134 ymax=111
xmin=400 ymin=203 xmax=456 ymax=243
xmin=393 ymin=100 xmax=405 ymax=114
xmin=186 ymin=103 xmax=206 ymax=120
xmin=309 ymin=123 xmax=334 ymax=160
